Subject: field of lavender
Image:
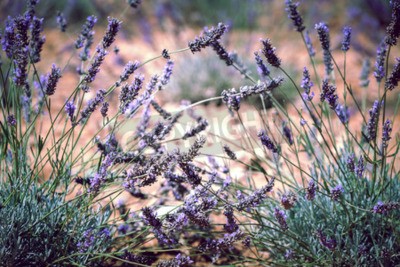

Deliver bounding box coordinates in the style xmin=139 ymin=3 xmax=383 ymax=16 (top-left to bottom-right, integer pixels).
xmin=0 ymin=0 xmax=399 ymax=266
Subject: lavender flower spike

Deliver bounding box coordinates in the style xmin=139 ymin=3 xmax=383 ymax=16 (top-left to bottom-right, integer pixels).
xmin=7 ymin=115 xmax=17 ymax=126
xmin=223 ymin=144 xmax=237 ymax=160
xmin=320 ymin=79 xmax=338 ymax=109
xmin=160 ymin=60 xmax=174 ymax=87
xmin=372 ymin=201 xmax=400 ymax=214
xmin=304 ymin=30 xmax=315 ymax=57
xmin=258 ymin=130 xmax=278 ymax=153
xmin=283 ymin=124 xmax=294 ymax=145
xmin=30 ymin=16 xmax=46 ymax=63
xmin=301 ymin=67 xmax=314 ymax=101
xmin=317 ymin=230 xmax=337 ymax=251
xmin=374 ymin=42 xmax=387 ymax=82
xmin=254 ymin=51 xmax=270 ymax=79
xmin=45 ymin=64 xmax=61 ymax=96
xmin=385 ymin=0 xmax=400 ymax=46
xmin=101 ymin=17 xmax=121 ymax=49
xmin=56 ymin=11 xmax=67 ymax=32
xmin=211 ymin=40 xmax=233 ymax=66
xmin=382 ymin=119 xmax=392 ymax=149
xmin=385 ymin=57 xmax=400 ymax=90
xmin=274 ymin=208 xmax=288 ymax=231
xmin=116 ymin=61 xmax=140 ymax=87
xmin=347 ymin=153 xmax=355 ymax=172
xmin=355 ymin=156 xmax=364 ymax=178
xmin=80 ymin=89 xmax=106 ymax=122
xmin=285 ymin=0 xmax=305 ymax=32
xmin=341 ymin=26 xmax=352 ymax=52
xmin=83 ymin=48 xmax=108 ymax=84
xmin=260 ymin=38 xmax=281 ymax=67
xmin=330 ymin=184 xmax=344 ymax=201
xmin=306 ymin=179 xmax=317 ymax=200
xmin=367 ymin=100 xmax=380 ymax=142
xmin=65 ymin=101 xmax=76 ymax=122
xmin=188 ymin=23 xmax=228 ymax=53
xmin=315 ymin=22 xmax=333 ymax=75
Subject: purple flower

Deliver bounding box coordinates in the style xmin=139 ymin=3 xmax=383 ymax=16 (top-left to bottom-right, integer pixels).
xmin=315 ymin=22 xmax=330 ymax=50
xmin=347 ymin=153 xmax=355 ymax=172
xmin=359 ymin=59 xmax=370 ymax=87
xmin=285 ymin=249 xmax=296 ymax=260
xmin=223 ymin=206 xmax=239 ymax=233
xmin=316 ymin=230 xmax=337 ymax=251
xmin=301 ymin=67 xmax=314 ymax=101
xmin=100 ymin=102 xmax=109 ymax=117
xmin=223 ymin=144 xmax=237 ymax=160
xmin=14 ymin=15 xmax=30 ymax=48
xmin=374 ymin=42 xmax=387 ymax=82
xmin=80 ymin=89 xmax=106 ymax=122
xmin=355 ymin=156 xmax=364 ymax=178
xmin=56 ymin=11 xmax=67 ymax=32
xmin=385 ymin=57 xmax=400 ymax=90
xmin=101 ymin=17 xmax=121 ymax=49
xmin=29 ymin=16 xmax=46 ymax=63
xmin=306 ymin=179 xmax=317 ymax=200
xmin=160 ymin=60 xmax=174 ymax=87
xmin=45 ymin=64 xmax=61 ymax=95
xmin=77 ymin=229 xmax=95 ymax=252
xmin=182 ymin=119 xmax=208 ymax=139
xmin=280 ymin=193 xmax=297 ymax=209
xmin=315 ymin=22 xmax=333 ymax=75
xmin=158 ymin=254 xmax=194 ymax=267
xmin=385 ymin=0 xmax=400 ymax=46
xmin=382 ymin=119 xmax=392 ymax=149
xmin=76 ymin=15 xmax=97 ymax=61
xmin=285 ymin=0 xmax=305 ymax=32
xmin=7 ymin=114 xmax=16 ymax=126
xmin=330 ymin=184 xmax=344 ymax=201
xmin=258 ymin=130 xmax=278 ymax=153
xmin=222 ymin=88 xmax=241 ymax=112
xmin=341 ymin=26 xmax=352 ymax=52
xmin=372 ymin=201 xmax=400 ymax=214
xmin=367 ymin=100 xmax=380 ymax=141
xmin=188 ymin=23 xmax=228 ymax=53
xmin=65 ymin=101 xmax=76 ymax=122
xmin=304 ymin=30 xmax=315 ymax=57
xmin=13 ymin=47 xmax=29 ymax=86
xmin=75 ymin=15 xmax=97 ymax=49
xmin=210 ymin=40 xmax=233 ymax=66
xmin=274 ymin=208 xmax=288 ymax=231
xmin=142 ymin=207 xmax=162 ymax=228
xmin=128 ymin=75 xmax=158 ymax=114
xmin=2 ymin=17 xmax=16 ymax=59
xmin=119 ymin=74 xmax=143 ymax=113
xmin=242 ymin=236 xmax=251 ymax=248
xmin=320 ymin=79 xmax=338 ymax=109
xmin=260 ymin=38 xmax=281 ymax=67
xmin=118 ymin=224 xmax=129 ymax=234
xmin=236 ymin=178 xmax=275 ymax=210
xmin=283 ymin=124 xmax=294 ymax=145
xmin=335 ymin=104 xmax=350 ymax=124
xmin=254 ymin=51 xmax=270 ymax=79
xmin=83 ymin=48 xmax=108 ymax=85
xmin=136 ymin=102 xmax=151 ymax=137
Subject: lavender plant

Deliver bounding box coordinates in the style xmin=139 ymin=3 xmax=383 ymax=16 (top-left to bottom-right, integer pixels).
xmin=186 ymin=0 xmax=399 ymax=265
xmin=1 ymin=0 xmax=399 ymax=266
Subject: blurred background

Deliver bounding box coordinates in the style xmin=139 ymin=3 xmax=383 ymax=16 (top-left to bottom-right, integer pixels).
xmin=0 ymin=0 xmax=394 ymax=107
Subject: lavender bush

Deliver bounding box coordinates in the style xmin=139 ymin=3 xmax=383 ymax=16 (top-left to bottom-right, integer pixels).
xmin=0 ymin=0 xmax=399 ymax=266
